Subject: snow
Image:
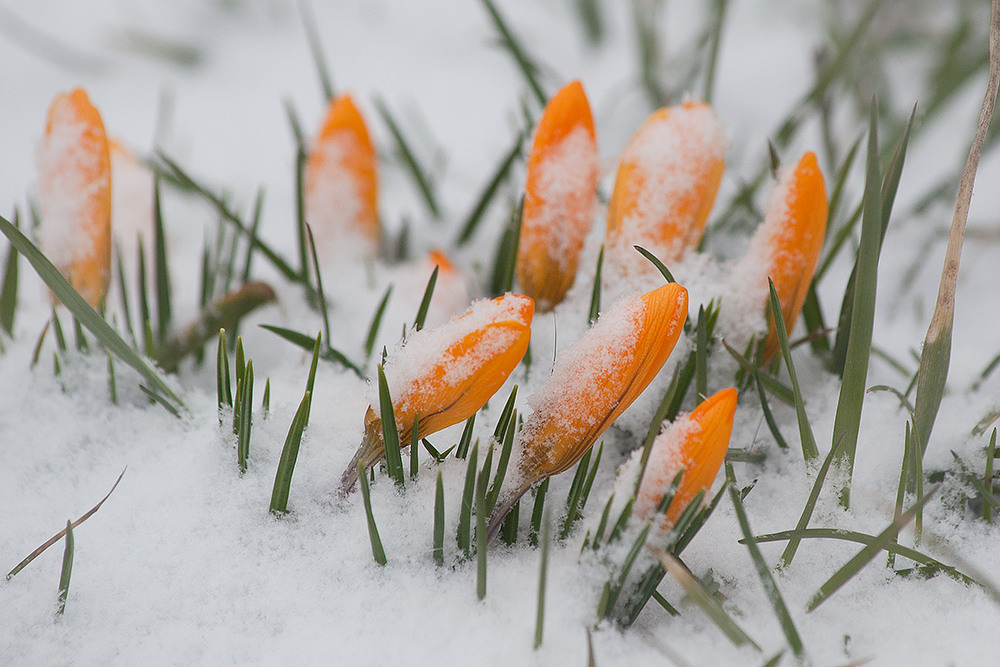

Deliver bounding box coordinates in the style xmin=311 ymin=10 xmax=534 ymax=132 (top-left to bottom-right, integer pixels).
xmin=2 ymin=1 xmax=1000 ymax=665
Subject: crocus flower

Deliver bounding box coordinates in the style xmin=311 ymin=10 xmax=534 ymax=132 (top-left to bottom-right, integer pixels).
xmin=339 ymin=293 xmax=534 ymax=493
xmin=515 ymin=80 xmax=599 ymax=312
xmin=635 ymin=387 xmax=737 ymax=528
xmin=37 ymin=88 xmax=112 ymax=308
xmin=305 ymin=93 xmax=379 ymax=257
xmin=747 ymin=151 xmax=828 ymax=364
xmin=487 ymin=281 xmax=689 ymax=539
xmin=605 ymin=101 xmax=725 ymax=277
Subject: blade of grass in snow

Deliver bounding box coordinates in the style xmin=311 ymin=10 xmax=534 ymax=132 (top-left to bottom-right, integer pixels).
xmin=695 ymin=306 xmax=709 ymax=399
xmin=702 ymin=0 xmax=729 ymax=104
xmin=561 ymin=447 xmax=593 ymax=540
xmin=476 ymin=464 xmax=488 ymax=600
xmin=377 ymin=365 xmax=404 ymax=488
xmin=56 ymin=520 xmax=74 ymax=616
xmin=529 ymin=477 xmax=549 ymax=547
xmin=0 ymin=215 xmax=184 ymax=413
xmin=806 ymin=485 xmax=941 ymax=611
xmin=270 ymin=390 xmax=311 ymax=514
xmin=413 ymin=265 xmax=438 ymax=331
xmin=107 ymin=351 xmax=117 ymax=404
xmin=768 ymin=279 xmax=818 ymax=461
xmin=433 ymin=471 xmax=445 ymax=566
xmin=458 ymin=442 xmax=479 ymax=558
xmin=728 ymin=481 xmax=806 ymax=662
xmin=153 ymin=176 xmax=172 ymax=343
xmin=634 ymin=245 xmax=675 ymax=283
xmin=358 ymin=461 xmax=387 ymax=566
xmin=486 ymin=408 xmax=516 ymax=515
xmin=114 ymin=243 xmax=136 ymax=344
xmin=7 ymin=468 xmax=126 ymax=580
xmin=588 ymin=245 xmax=604 ymax=325
xmin=240 ymin=189 xmax=265 ymax=284
xmin=600 ymin=522 xmax=651 ymax=620
xmin=456 ymin=414 xmax=476 ymax=460
xmin=409 ymin=417 xmax=420 ymax=480
xmin=365 ymin=286 xmax=392 ymax=361
xmin=305 ymin=225 xmax=332 ymax=345
xmin=375 ymin=97 xmax=440 ymax=219
xmin=778 ymin=434 xmax=849 ymax=568
xmin=455 ymin=129 xmax=524 ymax=246
xmin=479 ymin=0 xmax=547 ymax=107
xmin=236 ymin=360 xmax=254 ymax=474
xmin=832 ymin=100 xmax=884 ymax=506
xmin=722 ymin=339 xmax=794 ymax=405
xmin=297 ymin=0 xmax=334 ymax=101
xmin=534 ymin=508 xmax=550 ymax=649
xmin=260 ymin=324 xmax=364 ymax=378
xmin=501 ymin=499 xmax=519 ymax=545
xmin=650 ymin=546 xmax=761 ymax=650
xmin=490 ymin=197 xmax=524 ymax=296
xmin=0 ymin=209 xmax=20 ymax=336
xmin=913 ymin=0 xmax=1000 ymax=458
xmin=754 ymin=370 xmax=789 ymax=450
xmin=986 ymin=429 xmax=997 ymax=523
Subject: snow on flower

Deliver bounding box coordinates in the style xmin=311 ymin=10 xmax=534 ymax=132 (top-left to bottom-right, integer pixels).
xmin=304 ymin=93 xmax=379 ymax=259
xmin=515 ymin=80 xmax=599 ymax=312
xmin=339 ymin=293 xmax=534 ymax=493
xmin=635 ymin=387 xmax=738 ymax=528
xmin=36 ymin=88 xmax=112 ymax=308
xmin=605 ymin=101 xmax=726 ymax=279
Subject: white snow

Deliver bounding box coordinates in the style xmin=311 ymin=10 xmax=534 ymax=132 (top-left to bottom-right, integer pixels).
xmin=2 ymin=1 xmax=1000 ymax=665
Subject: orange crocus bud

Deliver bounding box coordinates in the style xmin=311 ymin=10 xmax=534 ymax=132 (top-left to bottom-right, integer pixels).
xmin=515 ymin=80 xmax=599 ymax=312
xmin=37 ymin=88 xmax=112 ymax=308
xmin=487 ymin=282 xmax=689 ymax=538
xmin=605 ymin=101 xmax=725 ymax=276
xmin=752 ymin=151 xmax=828 ymax=364
xmin=305 ymin=93 xmax=379 ymax=257
xmin=339 ymin=293 xmax=534 ymax=493
xmin=635 ymin=387 xmax=737 ymax=528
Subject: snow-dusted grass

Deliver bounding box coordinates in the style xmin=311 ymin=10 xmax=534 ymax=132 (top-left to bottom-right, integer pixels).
xmin=3 ymin=1 xmax=1000 ymax=665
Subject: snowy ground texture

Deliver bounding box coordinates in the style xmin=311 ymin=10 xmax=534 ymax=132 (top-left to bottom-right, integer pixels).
xmin=2 ymin=1 xmax=1000 ymax=665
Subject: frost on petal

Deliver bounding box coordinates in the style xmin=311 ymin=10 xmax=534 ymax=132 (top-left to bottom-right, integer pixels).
xmin=37 ymin=88 xmax=112 ymax=307
xmin=605 ymin=102 xmax=725 ymax=278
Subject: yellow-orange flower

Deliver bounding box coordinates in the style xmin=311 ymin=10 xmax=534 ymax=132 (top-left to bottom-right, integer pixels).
xmin=339 ymin=293 xmax=534 ymax=493
xmin=487 ymin=282 xmax=688 ymax=536
xmin=605 ymin=101 xmax=725 ymax=275
xmin=752 ymin=151 xmax=828 ymax=364
xmin=305 ymin=93 xmax=379 ymax=256
xmin=37 ymin=88 xmax=112 ymax=308
xmin=635 ymin=387 xmax=737 ymax=528
xmin=515 ymin=80 xmax=599 ymax=312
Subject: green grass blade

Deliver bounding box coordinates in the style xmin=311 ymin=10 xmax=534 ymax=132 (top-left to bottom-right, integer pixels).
xmin=832 ymin=100 xmax=884 ymax=505
xmin=409 ymin=416 xmax=420 ymax=480
xmin=365 ymin=286 xmax=392 ymax=361
xmin=217 ymin=328 xmax=231 ymax=412
xmin=56 ymin=519 xmax=74 ymax=615
xmin=480 ymin=0 xmax=547 ymax=107
xmin=153 ymin=176 xmax=172 ymax=343
xmin=455 ymin=130 xmax=524 ymax=246
xmin=375 ymin=97 xmax=440 ymax=219
xmin=358 ymin=461 xmax=387 ymax=565
xmin=729 ymin=485 xmax=806 ymax=662
xmin=0 ymin=209 xmax=20 ymax=335
xmin=588 ymin=245 xmax=604 ymax=325
xmin=240 ymin=188 xmax=265 ymax=283
xmin=486 ymin=408 xmax=517 ymax=514
xmin=501 ymin=499 xmax=519 ymax=545
xmin=490 ymin=197 xmax=524 ymax=297
xmin=695 ymin=306 xmax=709 ymax=399
xmin=377 ymin=364 xmax=404 ymax=487
xmin=768 ymin=279 xmax=818 ymax=461
xmin=413 ymin=265 xmax=439 ymax=331
xmin=633 ymin=245 xmax=674 ymax=283
xmin=456 ymin=414 xmax=476 ymax=460
xmin=754 ymin=370 xmax=789 ymax=450
xmin=237 ymin=360 xmax=254 ymax=474
xmin=269 ymin=390 xmax=311 ymax=514
xmin=476 ymin=464 xmax=488 ymax=600
xmin=534 ymin=508 xmax=550 ymax=649
xmin=0 ymin=214 xmax=184 ymax=414
xmin=702 ymin=0 xmax=729 ymax=104
xmin=304 ymin=224 xmax=332 ymax=346
xmin=722 ymin=339 xmax=794 ymax=405
xmin=650 ymin=547 xmax=761 ymax=650
xmin=986 ymin=429 xmax=997 ymax=523
xmin=434 ymin=471 xmax=445 ymax=566
xmin=458 ymin=442 xmax=479 ymax=557
xmin=260 ymin=324 xmax=364 ymax=378
xmin=529 ymin=477 xmax=549 ymax=547
xmin=806 ymin=485 xmax=940 ymax=612
xmin=298 ymin=0 xmax=334 ymax=101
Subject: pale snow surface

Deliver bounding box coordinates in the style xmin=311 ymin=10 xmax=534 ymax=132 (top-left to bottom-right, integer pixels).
xmin=2 ymin=1 xmax=1000 ymax=666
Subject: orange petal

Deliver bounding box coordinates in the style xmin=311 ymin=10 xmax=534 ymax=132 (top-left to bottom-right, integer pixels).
xmin=606 ymin=101 xmax=725 ymax=272
xmin=304 ymin=93 xmax=379 ymax=253
xmin=515 ymin=282 xmax=688 ymax=484
xmin=636 ymin=387 xmax=738 ymax=527
xmin=516 ymin=80 xmax=599 ymax=311
xmin=37 ymin=88 xmax=112 ymax=308
xmin=758 ymin=151 xmax=828 ymax=364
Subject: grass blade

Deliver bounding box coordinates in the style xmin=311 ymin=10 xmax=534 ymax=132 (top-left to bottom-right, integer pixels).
xmin=364 ymin=286 xmax=392 ymax=361
xmin=237 ymin=360 xmax=254 ymax=474
xmin=633 ymin=245 xmax=674 ymax=283
xmin=729 ymin=484 xmax=806 ymax=662
xmin=434 ymin=471 xmax=445 ymax=566
xmin=986 ymin=429 xmax=997 ymax=523
xmin=358 ymin=461 xmax=387 ymax=565
xmin=305 ymin=224 xmax=332 ymax=346
xmin=375 ymin=97 xmax=440 ymax=219
xmin=270 ymin=390 xmax=311 ymax=514
xmin=768 ymin=279 xmax=818 ymax=461
xmin=806 ymin=485 xmax=940 ymax=611
xmin=0 ymin=214 xmax=184 ymax=414
xmin=153 ymin=175 xmax=172 ymax=343
xmin=458 ymin=442 xmax=479 ymax=557
xmin=490 ymin=197 xmax=524 ymax=297
xmin=260 ymin=324 xmax=364 ymax=378
xmin=455 ymin=130 xmax=524 ymax=246
xmin=56 ymin=520 xmax=74 ymax=615
xmin=588 ymin=245 xmax=604 ymax=325
xmin=480 ymin=0 xmax=547 ymax=107
xmin=534 ymin=508 xmax=550 ymax=649
xmin=413 ymin=265 xmax=439 ymax=331
xmin=298 ymin=0 xmax=334 ymax=101
xmin=0 ymin=209 xmax=20 ymax=335
xmin=377 ymin=364 xmax=404 ymax=487
xmin=476 ymin=464 xmax=488 ymax=600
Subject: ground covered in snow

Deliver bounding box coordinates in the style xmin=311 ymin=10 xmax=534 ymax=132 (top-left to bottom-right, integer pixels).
xmin=2 ymin=1 xmax=1000 ymax=664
